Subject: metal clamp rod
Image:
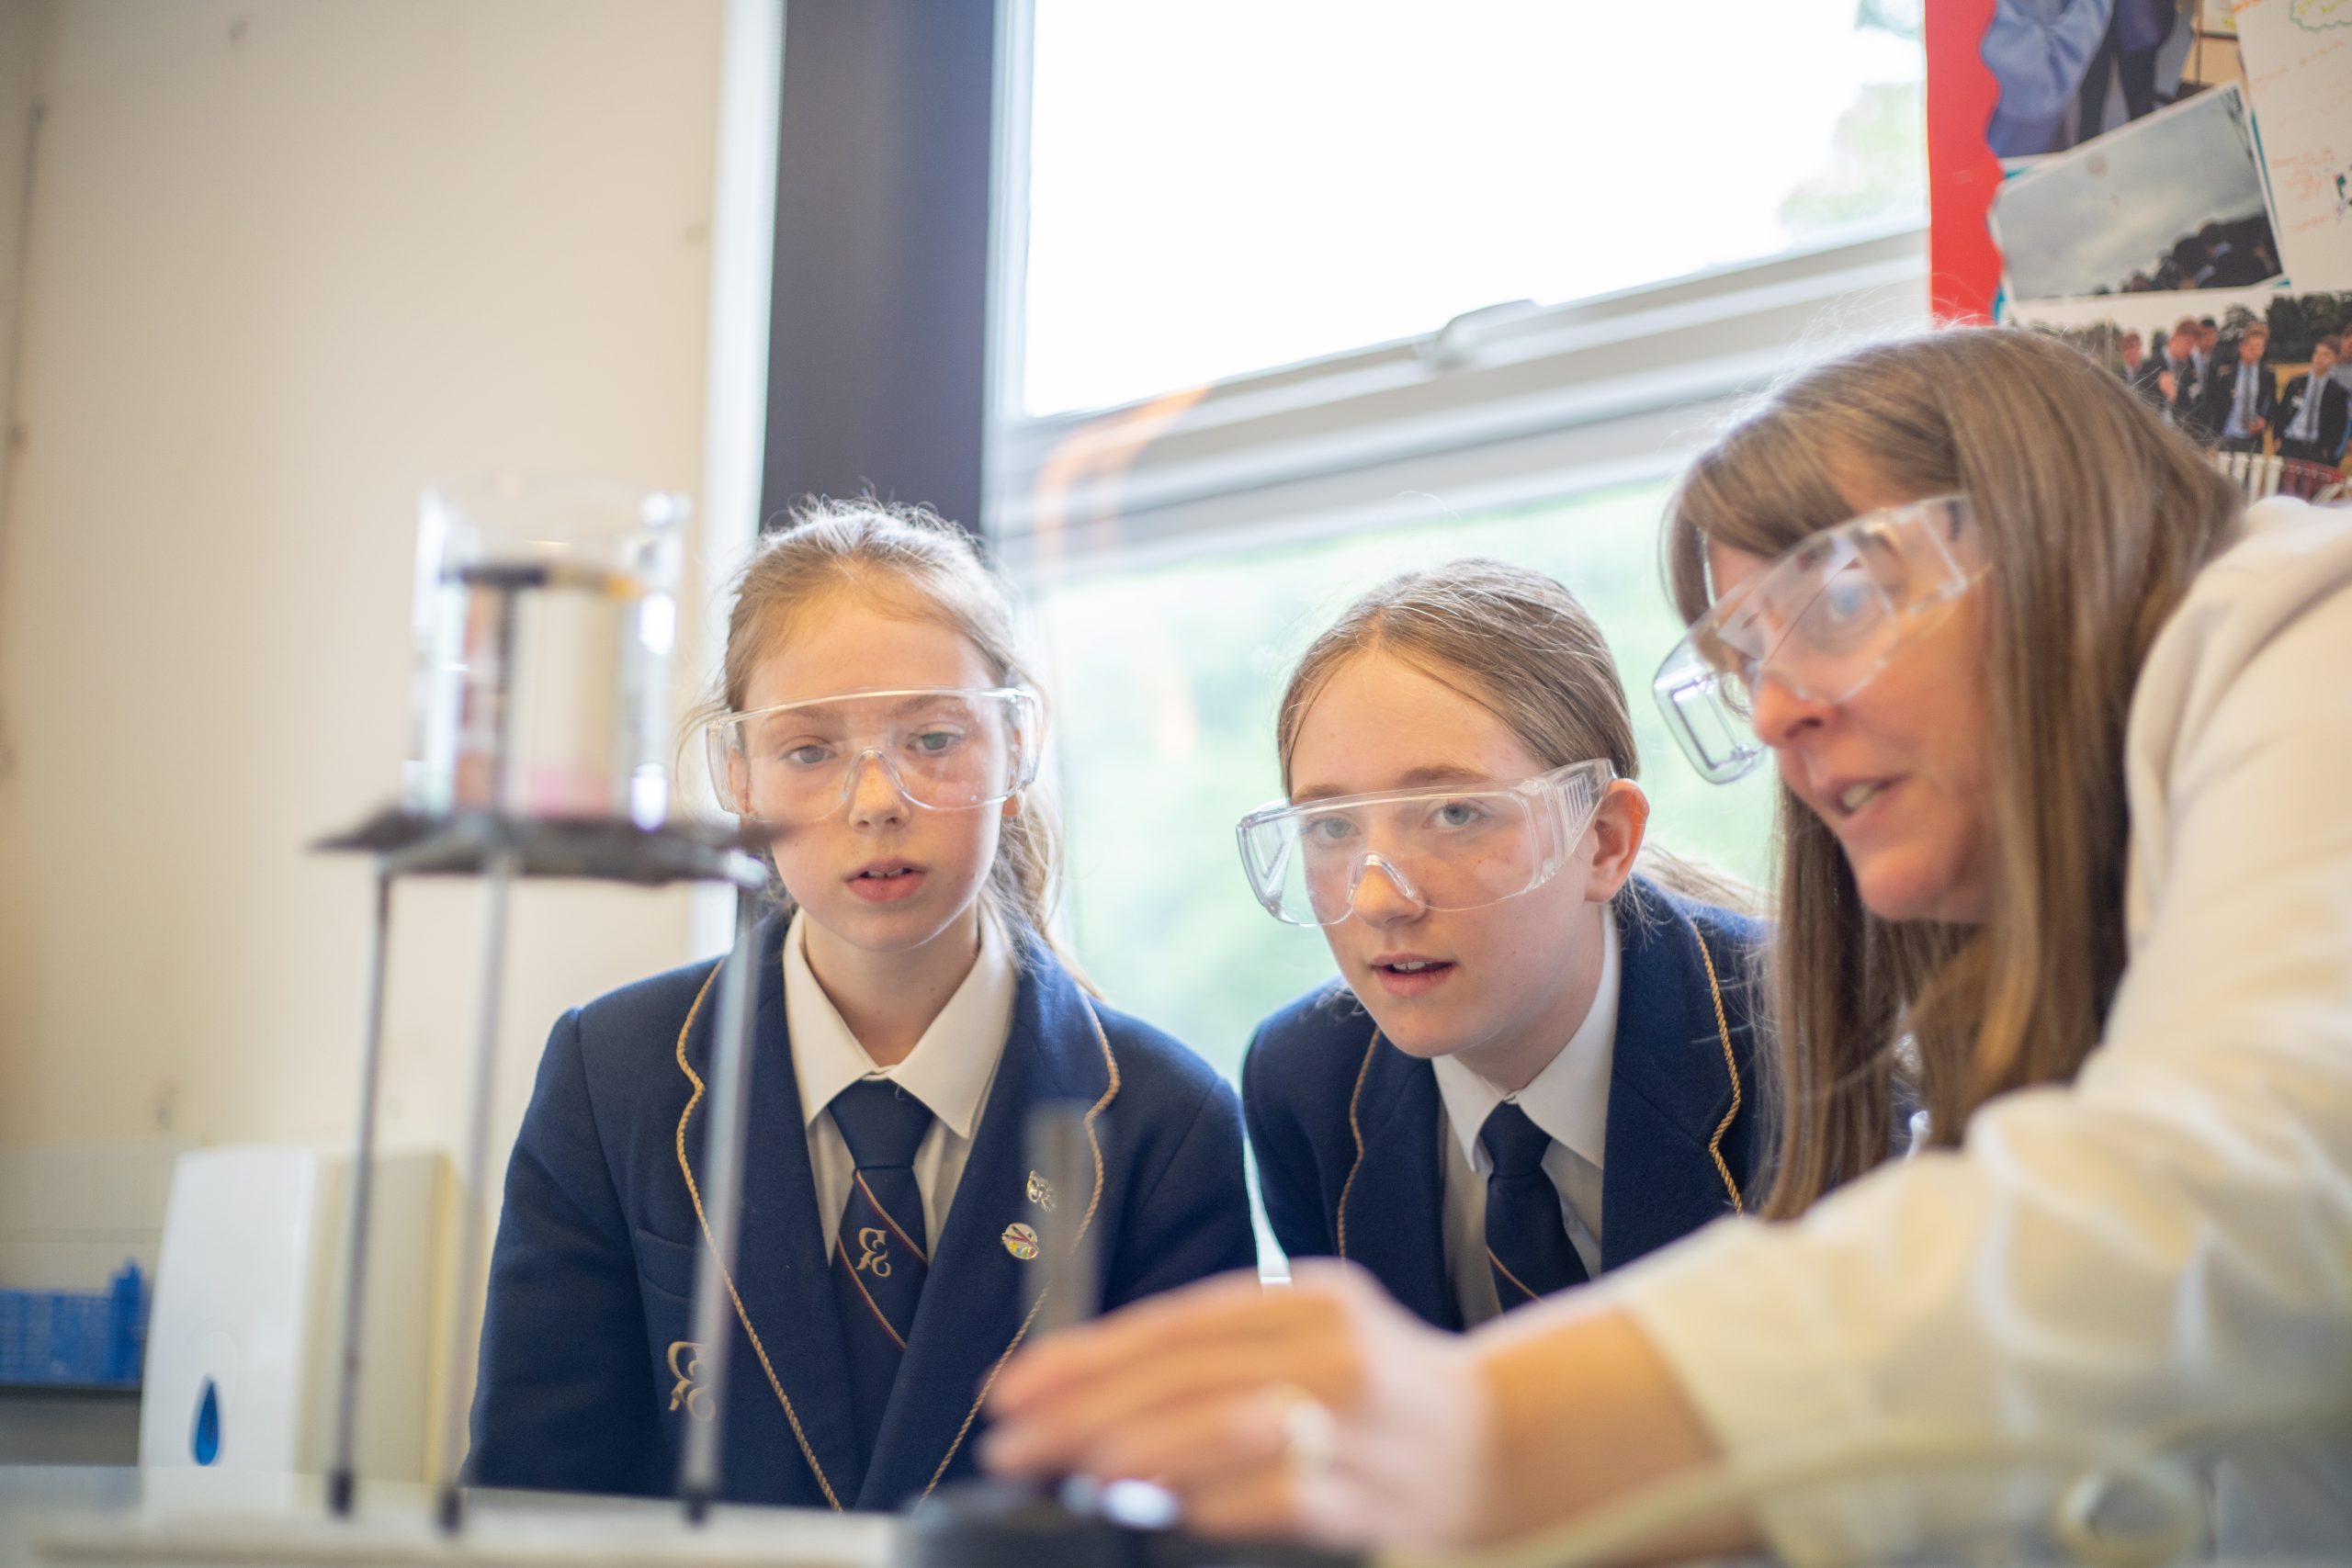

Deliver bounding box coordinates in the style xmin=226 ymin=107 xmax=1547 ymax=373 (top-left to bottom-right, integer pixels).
xmin=678 ymin=888 xmax=763 ymax=1522
xmin=435 ymin=843 xmax=520 ymax=1535
xmin=326 ymin=872 xmax=395 ymax=1517
xmin=1028 ymin=1103 xmax=1100 ymax=1342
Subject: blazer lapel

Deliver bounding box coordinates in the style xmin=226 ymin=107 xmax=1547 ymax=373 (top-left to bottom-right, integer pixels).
xmin=1333 ymin=1032 xmax=1459 ymax=1332
xmin=1599 ymin=879 xmax=1747 ymax=1270
xmin=677 ymin=914 xmax=865 ymax=1506
xmin=854 ymin=945 xmax=1111 ymax=1508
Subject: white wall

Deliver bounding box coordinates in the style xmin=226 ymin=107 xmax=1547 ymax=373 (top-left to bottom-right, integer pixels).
xmin=0 ymin=1 xmax=43 ymax=580
xmin=0 ymin=2 xmax=729 ymax=1182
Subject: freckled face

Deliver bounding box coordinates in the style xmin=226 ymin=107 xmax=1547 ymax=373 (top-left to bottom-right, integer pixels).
xmin=1284 ymin=651 xmax=1612 ymax=1081
xmin=741 ymin=596 xmax=1007 ymax=960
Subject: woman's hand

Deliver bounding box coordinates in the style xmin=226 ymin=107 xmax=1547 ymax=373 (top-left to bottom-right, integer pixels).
xmin=984 ymin=1262 xmax=1741 ymax=1558
xmin=982 ymin=1261 xmax=1492 ymax=1548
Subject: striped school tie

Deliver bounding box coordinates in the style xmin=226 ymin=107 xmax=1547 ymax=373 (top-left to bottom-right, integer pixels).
xmin=828 ymin=1078 xmax=933 ymax=1466
xmin=1480 ymin=1100 xmax=1588 ymax=1310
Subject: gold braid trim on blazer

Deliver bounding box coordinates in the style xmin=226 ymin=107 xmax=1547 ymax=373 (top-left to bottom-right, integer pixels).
xmin=1333 ymin=914 xmax=1745 ymax=1263
xmin=672 ymin=947 xmax=1123 ymax=1507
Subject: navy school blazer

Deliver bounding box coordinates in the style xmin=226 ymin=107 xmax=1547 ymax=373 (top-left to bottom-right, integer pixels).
xmin=469 ymin=914 xmax=1256 ymax=1511
xmin=1241 ymin=875 xmax=1765 ymax=1330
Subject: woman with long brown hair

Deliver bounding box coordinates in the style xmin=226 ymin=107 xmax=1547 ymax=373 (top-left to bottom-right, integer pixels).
xmin=978 ymin=329 xmax=2352 ymax=1559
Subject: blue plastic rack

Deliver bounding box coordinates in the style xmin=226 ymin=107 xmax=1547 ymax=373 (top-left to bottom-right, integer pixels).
xmin=0 ymin=1261 xmax=147 ymax=1387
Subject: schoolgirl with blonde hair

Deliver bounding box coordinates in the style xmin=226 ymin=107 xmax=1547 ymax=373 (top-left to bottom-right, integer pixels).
xmin=471 ymin=498 xmax=1254 ymax=1512
xmin=1237 ymin=557 xmax=1768 ymax=1329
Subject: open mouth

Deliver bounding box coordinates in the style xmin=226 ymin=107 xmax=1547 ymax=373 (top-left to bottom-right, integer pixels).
xmin=1370 ymin=957 xmax=1456 ymax=996
xmin=1834 ymin=779 xmax=1894 ymax=818
xmin=846 ymin=863 xmax=925 ymax=902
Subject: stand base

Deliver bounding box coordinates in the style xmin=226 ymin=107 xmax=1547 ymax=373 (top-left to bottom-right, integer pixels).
xmin=39 ymin=1490 xmax=890 ymax=1568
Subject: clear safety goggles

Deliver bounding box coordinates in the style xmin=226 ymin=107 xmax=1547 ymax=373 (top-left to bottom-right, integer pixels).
xmin=705 ymin=686 xmax=1042 ymax=825
xmin=1652 ymin=496 xmax=1982 ymax=784
xmin=1234 ymin=760 xmax=1616 ymax=928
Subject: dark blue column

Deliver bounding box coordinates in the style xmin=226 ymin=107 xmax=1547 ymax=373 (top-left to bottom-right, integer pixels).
xmin=761 ymin=0 xmax=999 ymax=538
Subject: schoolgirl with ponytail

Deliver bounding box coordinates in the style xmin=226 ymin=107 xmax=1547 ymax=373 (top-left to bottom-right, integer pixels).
xmin=1238 ymin=559 xmax=1766 ymax=1328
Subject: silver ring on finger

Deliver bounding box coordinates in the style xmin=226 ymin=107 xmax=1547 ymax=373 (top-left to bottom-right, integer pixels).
xmin=1268 ymin=1382 xmax=1335 ymax=1476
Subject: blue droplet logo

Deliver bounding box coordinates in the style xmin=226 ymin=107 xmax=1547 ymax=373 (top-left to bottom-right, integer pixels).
xmin=192 ymin=1378 xmax=220 ymax=1465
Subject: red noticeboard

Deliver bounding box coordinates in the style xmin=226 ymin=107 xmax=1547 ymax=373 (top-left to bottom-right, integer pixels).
xmin=1926 ymin=0 xmax=2002 ymax=323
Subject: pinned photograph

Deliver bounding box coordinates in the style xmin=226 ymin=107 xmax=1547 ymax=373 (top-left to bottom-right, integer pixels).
xmin=2005 ymin=288 xmax=2351 ymax=487
xmin=1991 ymin=83 xmax=2282 ymax=300
xmin=1984 ymin=0 xmax=2241 ymax=158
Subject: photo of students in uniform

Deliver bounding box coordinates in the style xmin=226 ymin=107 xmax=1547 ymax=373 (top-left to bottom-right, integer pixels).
xmin=2006 ymin=291 xmax=2352 ymax=466
xmin=1984 ymin=0 xmax=2239 ymax=158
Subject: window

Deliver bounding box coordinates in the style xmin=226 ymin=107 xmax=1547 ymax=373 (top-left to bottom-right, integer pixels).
xmin=1019 ymin=0 xmax=1926 ymax=417
xmin=989 ymin=3 xmax=1929 ymax=1072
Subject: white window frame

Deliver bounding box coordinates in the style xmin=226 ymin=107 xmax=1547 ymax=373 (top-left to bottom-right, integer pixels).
xmin=982 ymin=3 xmax=1929 ymax=577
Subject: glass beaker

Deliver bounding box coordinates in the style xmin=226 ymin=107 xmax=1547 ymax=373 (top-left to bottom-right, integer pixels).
xmin=403 ymin=478 xmax=689 ymax=827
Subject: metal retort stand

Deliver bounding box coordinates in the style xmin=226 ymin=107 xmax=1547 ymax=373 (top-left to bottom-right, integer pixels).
xmin=312 ymin=807 xmax=769 ymax=1533
xmin=305 ymin=479 xmax=779 ymax=1534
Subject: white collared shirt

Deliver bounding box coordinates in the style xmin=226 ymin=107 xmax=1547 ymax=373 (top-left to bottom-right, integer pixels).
xmin=2286 ymin=376 xmax=2324 ymax=444
xmin=1607 ymin=501 xmax=2352 ymax=1562
xmin=784 ymin=909 xmax=1018 ymax=1257
xmin=1432 ymin=908 xmax=1621 ymax=1325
